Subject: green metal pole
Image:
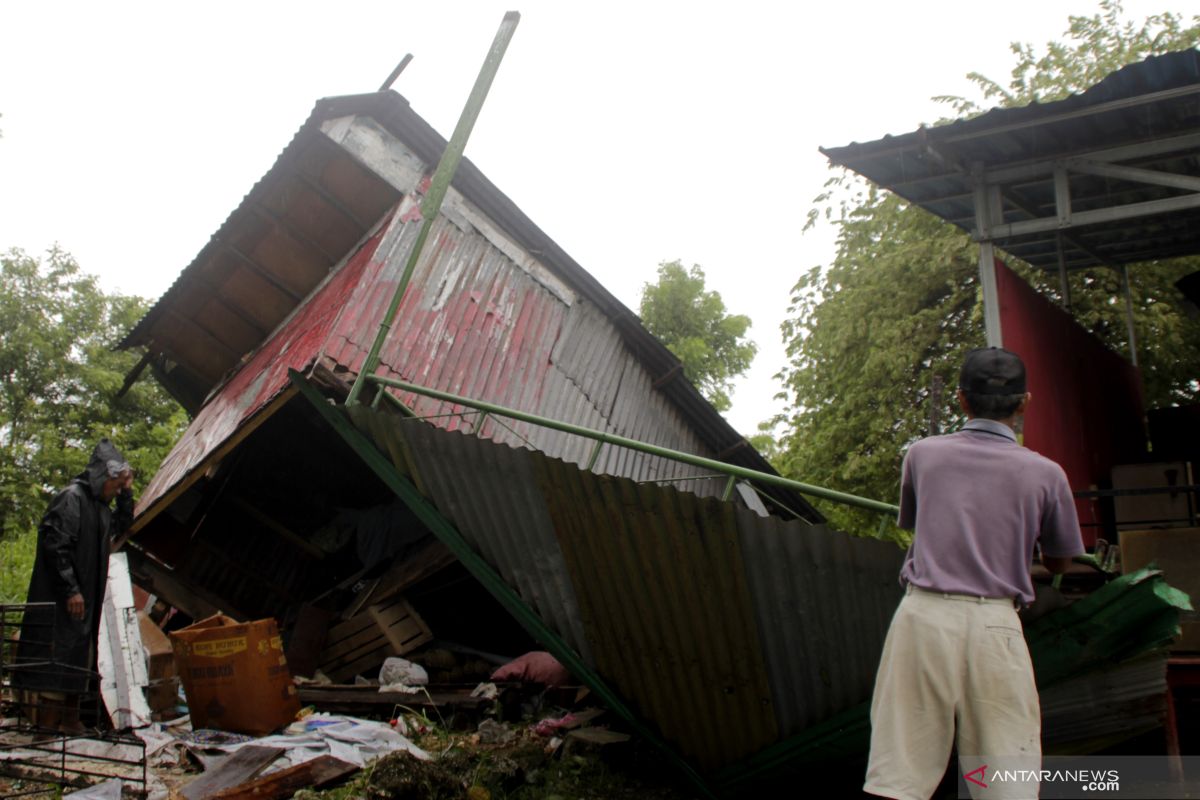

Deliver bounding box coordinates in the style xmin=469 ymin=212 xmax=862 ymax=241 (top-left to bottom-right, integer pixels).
xmin=292 ymin=371 xmax=719 ymax=800
xmin=347 ymin=11 xmax=521 ymax=406
xmin=368 ymin=374 xmax=900 ymax=515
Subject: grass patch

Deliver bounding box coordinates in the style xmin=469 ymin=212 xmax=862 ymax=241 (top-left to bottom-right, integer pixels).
xmin=0 ymin=529 xmax=36 ymax=605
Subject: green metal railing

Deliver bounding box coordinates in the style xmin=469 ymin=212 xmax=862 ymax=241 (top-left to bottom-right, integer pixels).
xmin=347 ymin=11 xmax=521 ymax=406
xmin=364 ymin=374 xmax=901 ymax=517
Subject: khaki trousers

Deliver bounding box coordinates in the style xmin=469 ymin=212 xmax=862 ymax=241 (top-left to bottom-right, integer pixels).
xmin=864 ymin=586 xmax=1041 ymax=800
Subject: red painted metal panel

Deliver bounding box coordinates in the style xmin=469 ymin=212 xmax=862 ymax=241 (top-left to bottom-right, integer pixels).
xmin=137 ymin=230 xmax=385 ymax=515
xmin=996 ymin=259 xmax=1146 ymax=546
xmin=328 ymin=214 xmax=564 ymax=446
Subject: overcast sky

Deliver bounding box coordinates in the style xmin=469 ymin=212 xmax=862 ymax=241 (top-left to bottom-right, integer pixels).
xmin=0 ymin=1 xmax=1180 ymax=436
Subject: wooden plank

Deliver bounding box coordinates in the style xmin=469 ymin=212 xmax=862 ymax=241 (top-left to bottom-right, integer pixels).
xmin=356 ymin=540 xmax=456 ymax=608
xmin=209 ymin=755 xmax=358 ymax=800
xmin=229 ymin=495 xmax=325 ymax=559
xmin=369 ymin=597 xmax=432 ymax=653
xmin=181 ymin=745 xmax=283 ymax=800
xmin=297 ymin=684 xmax=491 ymax=709
xmin=321 ymin=619 xmax=384 ymax=663
xmin=327 ymin=612 xmax=375 ymax=642
xmin=286 ymin=604 xmax=334 ymax=679
xmin=330 ymin=645 xmax=391 ymax=681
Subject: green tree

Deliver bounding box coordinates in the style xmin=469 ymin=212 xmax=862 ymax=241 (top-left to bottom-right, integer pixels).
xmin=639 ymin=260 xmax=758 ymax=413
xmin=0 ymin=247 xmax=187 ymax=580
xmin=776 ymin=2 xmax=1200 ymax=537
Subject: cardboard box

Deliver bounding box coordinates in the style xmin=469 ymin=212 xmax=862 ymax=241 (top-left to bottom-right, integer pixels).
xmin=1112 ymin=462 xmax=1195 ymax=530
xmin=170 ymin=614 xmax=300 ymax=735
xmin=1121 ymin=527 xmax=1200 ymax=651
xmin=137 ymin=611 xmax=176 ymax=680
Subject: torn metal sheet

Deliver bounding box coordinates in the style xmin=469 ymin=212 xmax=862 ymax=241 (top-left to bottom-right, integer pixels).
xmin=348 ymin=403 xmax=904 ymax=772
xmin=98 ymin=552 xmax=153 ymax=729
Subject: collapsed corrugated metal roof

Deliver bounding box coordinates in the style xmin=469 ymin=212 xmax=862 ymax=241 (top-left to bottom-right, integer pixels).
xmin=124 ymin=90 xmax=821 ymax=531
xmin=821 ymin=49 xmax=1200 ymax=272
xmin=276 ymin=377 xmax=1191 ymax=795
xmin=340 ymin=391 xmax=906 ymax=773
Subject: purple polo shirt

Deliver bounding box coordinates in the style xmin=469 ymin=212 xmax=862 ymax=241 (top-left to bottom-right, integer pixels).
xmin=897 ymin=418 xmax=1085 ymax=604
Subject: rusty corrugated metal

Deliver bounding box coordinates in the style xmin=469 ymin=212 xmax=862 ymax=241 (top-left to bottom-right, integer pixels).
xmin=135 ymin=229 xmax=387 ymax=519
xmin=738 ymin=516 xmax=902 ymax=737
xmin=130 ymin=92 xmax=823 ymax=533
xmin=821 ymin=50 xmax=1200 ymax=274
xmin=352 ymin=408 xmax=904 ymax=772
xmin=1041 ymin=653 xmax=1168 ymax=751
xmin=352 ymin=407 xmax=595 ymax=669
xmin=324 ymin=200 xmax=739 ymax=500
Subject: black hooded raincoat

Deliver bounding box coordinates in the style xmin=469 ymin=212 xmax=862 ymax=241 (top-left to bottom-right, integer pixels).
xmin=13 ymin=440 xmax=134 ymax=694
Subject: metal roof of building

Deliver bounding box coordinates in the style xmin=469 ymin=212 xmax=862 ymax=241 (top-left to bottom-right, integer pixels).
xmin=128 ymin=91 xmax=822 ymax=531
xmin=347 ymin=400 xmax=905 ymax=773
xmin=821 ymin=49 xmax=1200 ymax=272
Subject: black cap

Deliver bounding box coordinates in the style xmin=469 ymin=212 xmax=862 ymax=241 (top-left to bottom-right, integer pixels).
xmin=959 ymin=347 xmax=1026 ymax=395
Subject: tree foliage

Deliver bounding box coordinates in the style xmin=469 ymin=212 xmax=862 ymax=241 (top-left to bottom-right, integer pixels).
xmin=0 ymin=247 xmax=187 ymax=546
xmin=777 ymin=2 xmax=1200 ymax=537
xmin=639 ymin=260 xmax=757 ymax=413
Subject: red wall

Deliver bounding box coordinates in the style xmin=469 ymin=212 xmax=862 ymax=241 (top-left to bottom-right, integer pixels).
xmin=996 ymin=259 xmax=1146 ymax=546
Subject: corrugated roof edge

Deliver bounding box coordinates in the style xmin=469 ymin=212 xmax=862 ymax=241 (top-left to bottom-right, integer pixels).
xmin=820 ymin=48 xmax=1200 ymax=163
xmin=121 ymin=90 xmax=821 ymax=522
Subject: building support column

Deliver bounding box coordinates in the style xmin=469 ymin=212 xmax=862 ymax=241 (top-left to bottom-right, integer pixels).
xmin=978 ymin=241 xmax=1003 ymax=347
xmin=1122 ymin=264 xmax=1139 ymax=367
xmin=1056 ymin=232 xmax=1072 ymax=309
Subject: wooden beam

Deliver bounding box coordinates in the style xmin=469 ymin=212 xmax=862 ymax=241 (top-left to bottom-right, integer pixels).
xmin=219 ymin=239 xmax=305 ymax=302
xmin=209 ymin=755 xmax=358 ymax=800
xmin=289 ymin=169 xmax=373 ymax=233
xmin=124 ymin=544 xmax=238 ymax=621
xmin=228 ymin=495 xmax=325 ymax=559
xmin=181 ymin=745 xmax=283 ymax=800
xmin=251 ymin=203 xmax=338 ymax=265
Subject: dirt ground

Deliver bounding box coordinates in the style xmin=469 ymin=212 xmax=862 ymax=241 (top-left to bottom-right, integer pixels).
xmin=303 ymin=716 xmax=699 ymax=800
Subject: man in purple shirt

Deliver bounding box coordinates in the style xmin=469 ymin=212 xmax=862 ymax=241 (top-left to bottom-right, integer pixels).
xmin=864 ymin=348 xmax=1085 ymax=800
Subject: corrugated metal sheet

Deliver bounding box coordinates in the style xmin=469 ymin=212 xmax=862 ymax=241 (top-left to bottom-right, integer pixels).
xmin=128 ymin=91 xmax=822 ymax=531
xmin=821 ymin=49 xmax=1200 ymax=274
xmin=351 ymin=408 xmax=905 ymax=772
xmin=1041 ymin=653 xmax=1168 ymax=752
xmin=323 ymin=190 xmax=741 ymax=500
xmin=135 ymin=229 xmax=385 ymax=518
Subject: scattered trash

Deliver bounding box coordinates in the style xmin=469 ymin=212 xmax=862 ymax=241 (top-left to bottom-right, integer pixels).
xmin=378 ymin=657 xmax=429 ymax=693
xmin=532 ymin=708 xmax=604 ymax=737
xmin=566 ymin=727 xmax=631 ymax=745
xmin=209 ymin=754 xmax=357 ymax=800
xmin=470 ymin=682 xmax=498 ymax=700
xmin=532 ymin=714 xmax=576 ymax=737
xmin=170 ymin=614 xmax=301 ymax=735
xmin=477 ymin=719 xmax=516 ymax=745
xmin=490 ymin=652 xmax=570 ymax=687
xmin=181 ymin=744 xmax=282 ymax=800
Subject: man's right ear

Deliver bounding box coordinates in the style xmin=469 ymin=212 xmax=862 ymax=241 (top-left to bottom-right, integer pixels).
xmin=956 ymin=388 xmax=972 ymax=415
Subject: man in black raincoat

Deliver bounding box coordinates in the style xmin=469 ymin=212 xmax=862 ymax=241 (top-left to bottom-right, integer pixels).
xmin=13 ymin=439 xmax=134 ymax=731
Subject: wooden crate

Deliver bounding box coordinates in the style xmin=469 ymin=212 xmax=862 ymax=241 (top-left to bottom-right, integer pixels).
xmin=318 ymin=595 xmax=432 ymax=681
